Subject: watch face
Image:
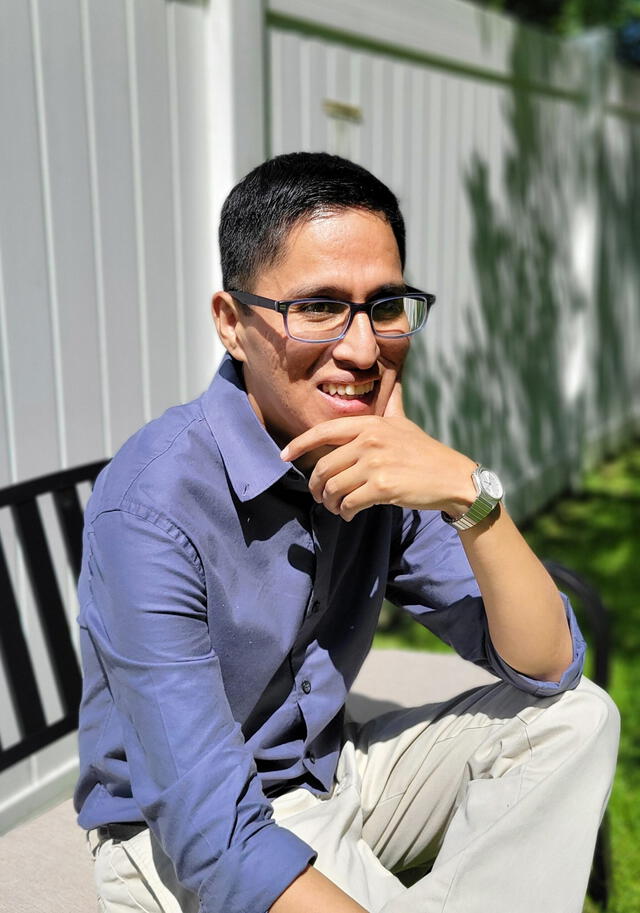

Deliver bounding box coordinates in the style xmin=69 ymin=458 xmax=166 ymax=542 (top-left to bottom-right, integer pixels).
xmin=479 ymin=469 xmax=504 ymax=500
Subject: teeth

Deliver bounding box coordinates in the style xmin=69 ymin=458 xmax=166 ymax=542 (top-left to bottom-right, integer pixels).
xmin=321 ymin=380 xmax=375 ymax=397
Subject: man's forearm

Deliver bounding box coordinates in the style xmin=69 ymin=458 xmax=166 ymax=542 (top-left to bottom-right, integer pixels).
xmin=271 ymin=865 xmax=369 ymax=913
xmin=458 ymin=505 xmax=573 ymax=682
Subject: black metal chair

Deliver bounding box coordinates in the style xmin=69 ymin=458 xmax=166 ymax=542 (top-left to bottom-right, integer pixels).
xmin=0 ymin=460 xmax=107 ymax=773
xmin=543 ymin=559 xmax=613 ymax=910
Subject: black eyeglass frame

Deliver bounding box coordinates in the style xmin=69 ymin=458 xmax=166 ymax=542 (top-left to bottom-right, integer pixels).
xmin=230 ymin=286 xmax=436 ymax=343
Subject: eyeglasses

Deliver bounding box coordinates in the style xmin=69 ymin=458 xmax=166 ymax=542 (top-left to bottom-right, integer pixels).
xmin=230 ymin=287 xmax=436 ymax=343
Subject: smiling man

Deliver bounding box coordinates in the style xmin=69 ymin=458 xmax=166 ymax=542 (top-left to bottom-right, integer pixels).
xmin=75 ymin=152 xmax=619 ymax=913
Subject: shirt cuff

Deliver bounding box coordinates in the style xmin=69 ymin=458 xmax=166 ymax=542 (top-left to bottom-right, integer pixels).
xmin=198 ymin=820 xmax=317 ymax=913
xmin=486 ymin=592 xmax=586 ymax=696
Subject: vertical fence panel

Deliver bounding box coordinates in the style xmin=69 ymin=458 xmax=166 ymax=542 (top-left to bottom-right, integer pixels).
xmin=36 ymin=0 xmax=105 ymax=468
xmin=0 ymin=250 xmax=14 ymax=489
xmin=131 ymin=0 xmax=181 ymax=419
xmin=0 ymin=0 xmax=60 ymax=482
xmin=353 ymin=53 xmax=373 ymax=174
xmin=170 ymin=0 xmax=219 ymax=397
xmin=405 ymin=67 xmax=426 ymax=289
xmin=85 ymin=0 xmax=146 ymax=451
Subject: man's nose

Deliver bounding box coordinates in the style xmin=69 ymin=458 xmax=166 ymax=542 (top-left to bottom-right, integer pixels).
xmin=332 ymin=311 xmax=380 ymax=367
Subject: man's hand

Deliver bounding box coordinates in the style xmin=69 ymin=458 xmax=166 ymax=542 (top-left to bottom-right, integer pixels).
xmin=280 ymin=394 xmax=476 ymax=522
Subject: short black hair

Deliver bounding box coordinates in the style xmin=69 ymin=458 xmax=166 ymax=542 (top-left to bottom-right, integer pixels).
xmin=219 ymin=152 xmax=406 ymax=293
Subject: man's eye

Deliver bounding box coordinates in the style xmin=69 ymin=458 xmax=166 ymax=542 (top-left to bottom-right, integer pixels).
xmin=294 ymin=301 xmax=345 ymax=316
xmin=373 ymin=298 xmax=405 ymax=319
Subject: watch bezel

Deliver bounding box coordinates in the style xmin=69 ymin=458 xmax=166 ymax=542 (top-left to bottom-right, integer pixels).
xmin=476 ymin=468 xmax=504 ymax=501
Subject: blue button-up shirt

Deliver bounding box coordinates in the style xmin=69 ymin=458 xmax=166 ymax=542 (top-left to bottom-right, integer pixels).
xmin=75 ymin=355 xmax=585 ymax=913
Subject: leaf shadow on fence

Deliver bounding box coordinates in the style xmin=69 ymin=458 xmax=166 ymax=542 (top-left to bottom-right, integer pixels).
xmin=396 ymin=27 xmax=640 ymax=913
xmin=404 ymin=25 xmax=638 ymax=522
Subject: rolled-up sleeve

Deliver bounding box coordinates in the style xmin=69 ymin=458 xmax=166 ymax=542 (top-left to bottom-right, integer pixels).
xmin=386 ymin=509 xmax=586 ymax=696
xmin=85 ymin=505 xmax=315 ymax=913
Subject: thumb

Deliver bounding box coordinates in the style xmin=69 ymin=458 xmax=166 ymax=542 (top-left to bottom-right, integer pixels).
xmin=383 ymin=377 xmax=405 ymax=418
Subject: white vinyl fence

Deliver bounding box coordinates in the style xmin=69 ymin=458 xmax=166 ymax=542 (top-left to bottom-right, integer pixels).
xmin=0 ymin=0 xmax=639 ymax=831
xmin=268 ymin=0 xmax=640 ymax=517
xmin=0 ymin=0 xmax=228 ymax=833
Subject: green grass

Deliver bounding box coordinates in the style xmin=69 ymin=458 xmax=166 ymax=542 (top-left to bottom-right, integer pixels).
xmin=523 ymin=442 xmax=640 ymax=913
xmin=374 ymin=440 xmax=640 ymax=912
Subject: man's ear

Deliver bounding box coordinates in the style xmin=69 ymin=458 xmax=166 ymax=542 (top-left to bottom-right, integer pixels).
xmin=211 ymin=291 xmax=247 ymax=362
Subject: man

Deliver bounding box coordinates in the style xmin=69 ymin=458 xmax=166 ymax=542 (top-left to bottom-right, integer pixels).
xmin=75 ymin=152 xmax=619 ymax=913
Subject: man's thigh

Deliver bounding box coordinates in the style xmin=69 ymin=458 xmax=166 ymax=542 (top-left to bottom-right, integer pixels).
xmin=349 ymin=676 xmax=617 ymax=878
xmin=267 ymin=679 xmax=533 ymax=907
xmin=349 ymin=679 xmax=566 ymax=873
xmin=89 ymin=828 xmax=199 ymax=913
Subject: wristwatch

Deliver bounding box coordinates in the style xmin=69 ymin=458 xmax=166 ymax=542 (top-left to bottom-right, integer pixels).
xmin=441 ymin=465 xmax=504 ymax=531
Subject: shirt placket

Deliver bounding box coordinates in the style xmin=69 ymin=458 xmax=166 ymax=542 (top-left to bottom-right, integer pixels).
xmin=293 ymin=503 xmax=342 ymax=776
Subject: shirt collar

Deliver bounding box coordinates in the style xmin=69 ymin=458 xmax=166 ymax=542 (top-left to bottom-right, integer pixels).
xmin=201 ymin=354 xmax=305 ymax=502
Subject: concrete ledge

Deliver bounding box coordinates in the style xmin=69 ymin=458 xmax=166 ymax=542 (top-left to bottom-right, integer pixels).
xmin=0 ymin=796 xmax=94 ymax=913
xmin=349 ymin=648 xmax=497 ymax=723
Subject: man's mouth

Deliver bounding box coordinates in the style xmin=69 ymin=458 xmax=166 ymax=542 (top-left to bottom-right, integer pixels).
xmin=319 ymin=380 xmax=376 ymax=398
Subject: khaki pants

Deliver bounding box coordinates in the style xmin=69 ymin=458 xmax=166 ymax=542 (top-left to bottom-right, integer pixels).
xmin=87 ymin=677 xmax=619 ymax=913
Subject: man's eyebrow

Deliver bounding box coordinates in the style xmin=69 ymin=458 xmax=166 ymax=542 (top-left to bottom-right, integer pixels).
xmin=282 ymin=282 xmax=407 ymax=301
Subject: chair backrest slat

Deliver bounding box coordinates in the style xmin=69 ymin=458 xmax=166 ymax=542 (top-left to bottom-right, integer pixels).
xmin=11 ymin=499 xmax=82 ymax=715
xmin=0 ymin=539 xmax=47 ymax=735
xmin=53 ymin=486 xmax=85 ymax=581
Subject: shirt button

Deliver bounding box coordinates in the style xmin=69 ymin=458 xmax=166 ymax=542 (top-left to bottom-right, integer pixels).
xmin=307 ymin=750 xmax=316 ymax=764
xmin=301 ymin=680 xmax=312 ymax=694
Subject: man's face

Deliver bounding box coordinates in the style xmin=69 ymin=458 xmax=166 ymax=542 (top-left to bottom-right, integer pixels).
xmin=219 ymin=208 xmax=410 ymax=457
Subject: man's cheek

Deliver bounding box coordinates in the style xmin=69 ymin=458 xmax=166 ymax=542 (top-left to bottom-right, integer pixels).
xmin=376 ymin=374 xmax=399 ymax=414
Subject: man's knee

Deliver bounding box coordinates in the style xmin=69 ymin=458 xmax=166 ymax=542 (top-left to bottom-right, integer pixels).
xmin=548 ymin=677 xmax=620 ymax=765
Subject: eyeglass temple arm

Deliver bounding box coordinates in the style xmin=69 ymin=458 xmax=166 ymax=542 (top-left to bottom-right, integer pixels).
xmin=230 ymin=291 xmax=286 ymax=313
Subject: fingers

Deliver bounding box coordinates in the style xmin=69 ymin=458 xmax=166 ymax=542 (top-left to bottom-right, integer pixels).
xmin=309 ymin=439 xmax=400 ymax=518
xmin=311 ymin=467 xmax=381 ymax=522
xmin=339 ymin=482 xmax=381 ymax=522
xmin=315 ymin=465 xmax=367 ymax=516
xmin=308 ymin=443 xmax=360 ymax=504
xmin=280 ymin=417 xmax=379 ymax=463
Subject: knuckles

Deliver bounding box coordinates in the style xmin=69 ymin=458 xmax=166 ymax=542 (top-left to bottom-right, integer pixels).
xmin=373 ymin=473 xmax=393 ymax=498
xmin=323 ymin=478 xmax=340 ymax=499
xmin=340 ymin=497 xmax=355 ymax=521
xmin=361 ymin=429 xmax=384 ymax=449
xmin=308 ymin=416 xmax=410 ymax=514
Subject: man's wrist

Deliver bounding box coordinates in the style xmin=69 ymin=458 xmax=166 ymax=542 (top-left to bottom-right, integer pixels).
xmin=441 ymin=464 xmax=505 ymax=531
xmin=441 ymin=457 xmax=478 ymax=519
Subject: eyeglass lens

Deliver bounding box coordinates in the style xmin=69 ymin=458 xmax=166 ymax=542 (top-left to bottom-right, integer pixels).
xmin=286 ymin=296 xmax=427 ymax=341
